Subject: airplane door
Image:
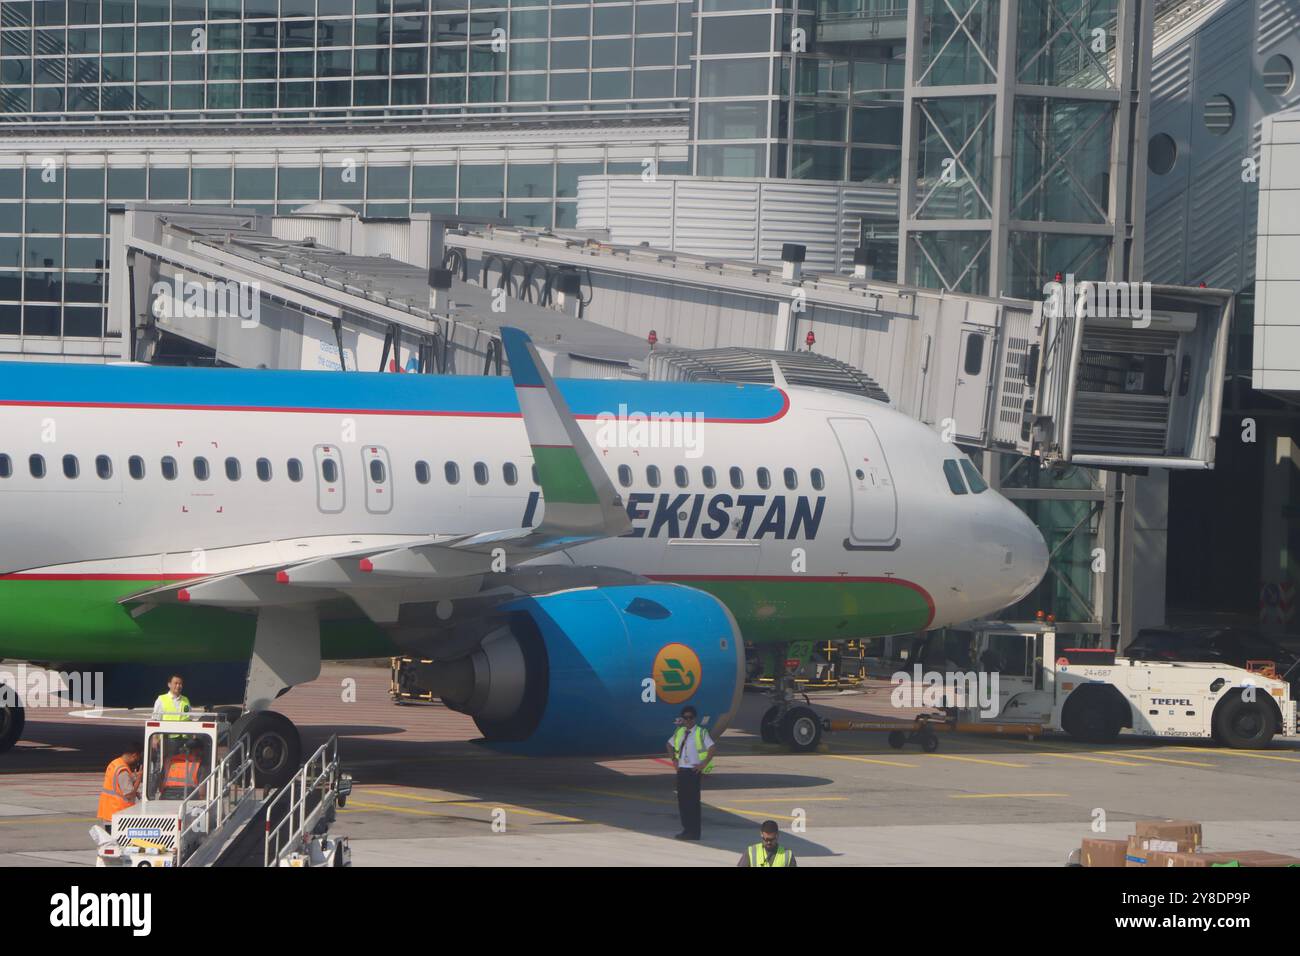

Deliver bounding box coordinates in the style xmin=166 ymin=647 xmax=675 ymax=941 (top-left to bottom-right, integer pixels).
xmin=952 ymin=328 xmax=991 ymax=442
xmin=313 ymin=444 xmax=345 ymax=514
xmin=361 ymin=446 xmax=393 ymax=515
xmin=828 ymin=417 xmax=898 ymax=548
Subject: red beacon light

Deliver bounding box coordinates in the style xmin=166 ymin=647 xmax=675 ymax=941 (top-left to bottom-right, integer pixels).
xmin=647 ymin=329 xmax=658 ymax=347
xmin=805 ymin=330 xmax=816 ymax=349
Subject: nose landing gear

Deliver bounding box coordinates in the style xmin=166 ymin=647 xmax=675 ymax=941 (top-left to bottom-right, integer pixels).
xmin=758 ymin=671 xmax=824 ymax=753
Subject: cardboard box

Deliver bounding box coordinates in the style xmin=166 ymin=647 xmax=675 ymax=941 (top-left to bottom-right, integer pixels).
xmin=1081 ymin=837 xmax=1128 ymax=867
xmin=1134 ymin=819 xmax=1202 ymax=849
xmin=1161 ymin=851 xmax=1246 ymax=868
xmin=1126 ymin=832 xmax=1200 ymax=865
xmin=1158 ymin=849 xmax=1300 ymax=867
xmin=1229 ymin=850 xmax=1300 ymax=867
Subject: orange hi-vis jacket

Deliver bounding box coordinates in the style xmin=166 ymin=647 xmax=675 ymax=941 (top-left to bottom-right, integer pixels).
xmin=164 ymin=753 xmax=203 ymax=794
xmin=98 ymin=757 xmax=136 ymax=822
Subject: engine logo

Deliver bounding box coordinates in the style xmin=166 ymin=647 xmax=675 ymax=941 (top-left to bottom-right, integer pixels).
xmin=654 ymin=643 xmax=702 ymax=704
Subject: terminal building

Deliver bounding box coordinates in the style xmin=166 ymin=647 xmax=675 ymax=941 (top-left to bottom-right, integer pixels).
xmin=1 ymin=0 xmax=1297 ymax=649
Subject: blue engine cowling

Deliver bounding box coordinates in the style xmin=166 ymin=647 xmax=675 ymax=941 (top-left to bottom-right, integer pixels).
xmin=451 ymin=583 xmax=743 ymax=756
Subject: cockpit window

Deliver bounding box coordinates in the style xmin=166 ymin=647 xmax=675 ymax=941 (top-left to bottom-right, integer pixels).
xmin=960 ymin=459 xmax=988 ymax=494
xmin=943 ymin=460 xmax=968 ymax=495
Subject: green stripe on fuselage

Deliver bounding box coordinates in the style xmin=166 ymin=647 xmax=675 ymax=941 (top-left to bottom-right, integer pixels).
xmin=531 ymin=444 xmax=599 ymax=505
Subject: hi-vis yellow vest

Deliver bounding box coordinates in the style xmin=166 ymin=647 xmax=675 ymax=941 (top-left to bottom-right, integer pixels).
xmin=748 ymin=843 xmax=791 ymax=867
xmin=672 ymin=725 xmax=713 ymax=773
xmin=156 ymin=694 xmax=191 ymax=721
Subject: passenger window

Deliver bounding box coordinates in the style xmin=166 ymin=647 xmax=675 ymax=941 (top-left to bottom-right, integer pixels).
xmin=445 ymin=461 xmax=460 ymax=484
xmin=256 ymin=458 xmax=272 ymax=481
xmin=0 ymin=454 xmax=9 ymax=478
xmin=225 ymin=457 xmax=241 ymax=481
xmin=63 ymin=454 xmax=79 ymax=479
xmin=783 ymin=467 xmax=798 ymax=490
xmin=729 ymin=466 xmax=744 ymax=489
xmin=415 ymin=460 xmax=430 ymax=484
xmin=617 ymin=464 xmax=632 ymax=488
xmin=943 ymin=460 xmax=968 ymax=495
xmin=811 ymin=468 xmax=825 ymax=491
xmin=96 ymin=455 xmax=112 ymax=479
xmin=287 ymin=458 xmax=303 ymax=482
xmin=29 ymin=454 xmax=45 ymax=478
xmin=960 ymin=459 xmax=988 ymax=494
xmin=674 ymin=465 xmax=688 ymax=488
xmin=503 ymin=462 xmax=518 ymax=486
xmin=369 ymin=459 xmax=386 ymax=483
xmin=194 ymin=457 xmax=210 ymax=481
xmin=321 ymin=459 xmax=337 ymax=483
xmin=473 ymin=462 xmax=488 ymax=485
xmin=129 ymin=456 xmax=145 ymax=480
xmin=702 ymin=466 xmax=716 ymax=489
xmin=757 ymin=467 xmax=771 ymax=490
xmin=161 ymin=456 xmax=177 ymax=481
xmin=646 ymin=465 xmax=660 ymax=488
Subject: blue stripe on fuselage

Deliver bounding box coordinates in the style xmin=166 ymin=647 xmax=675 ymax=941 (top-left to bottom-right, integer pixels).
xmin=0 ymin=362 xmax=788 ymax=422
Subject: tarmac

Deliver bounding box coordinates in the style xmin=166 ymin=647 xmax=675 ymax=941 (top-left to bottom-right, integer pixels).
xmin=3 ymin=662 xmax=1300 ymax=866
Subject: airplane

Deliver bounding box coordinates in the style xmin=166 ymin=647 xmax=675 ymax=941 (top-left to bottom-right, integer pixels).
xmin=0 ymin=328 xmax=1048 ymax=784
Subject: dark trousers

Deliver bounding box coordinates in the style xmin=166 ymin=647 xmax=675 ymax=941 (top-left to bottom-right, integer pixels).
xmin=676 ymin=768 xmax=702 ymax=837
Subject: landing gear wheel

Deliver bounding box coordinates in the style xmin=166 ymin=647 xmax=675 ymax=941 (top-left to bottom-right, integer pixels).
xmin=231 ymin=711 xmax=301 ymax=789
xmin=1213 ymin=692 xmax=1275 ymax=750
xmin=921 ymin=731 xmax=939 ymax=753
xmin=779 ymin=706 xmax=822 ymax=753
xmin=0 ymin=684 xmax=24 ymax=755
xmin=887 ymin=731 xmax=906 ymax=750
xmin=759 ymin=706 xmax=781 ymax=744
xmin=1060 ymin=692 xmax=1122 ymax=744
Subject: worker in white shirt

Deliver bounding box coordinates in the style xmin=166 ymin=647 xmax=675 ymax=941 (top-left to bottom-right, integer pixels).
xmin=666 ymin=705 xmax=714 ymax=841
xmin=151 ymin=674 xmax=191 ymax=721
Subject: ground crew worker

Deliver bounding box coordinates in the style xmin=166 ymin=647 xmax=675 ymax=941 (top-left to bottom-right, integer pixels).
xmin=738 ymin=819 xmax=796 ymax=867
xmin=152 ymin=674 xmax=191 ymax=721
xmin=667 ymin=705 xmax=713 ymax=841
xmin=97 ymin=749 xmax=142 ymax=832
xmin=161 ymin=739 xmax=205 ymax=798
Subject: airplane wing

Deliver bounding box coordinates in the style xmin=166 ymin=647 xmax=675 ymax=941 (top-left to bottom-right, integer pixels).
xmin=121 ymin=326 xmax=631 ymax=618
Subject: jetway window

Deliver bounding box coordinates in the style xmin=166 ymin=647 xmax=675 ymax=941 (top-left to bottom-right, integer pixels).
xmin=0 ymin=454 xmax=9 ymax=478
xmin=287 ymin=458 xmax=303 ymax=482
xmin=194 ymin=457 xmax=210 ymax=481
xmin=29 ymin=455 xmax=45 ymax=479
xmin=321 ymin=459 xmax=338 ymax=484
xmin=503 ymin=463 xmax=518 ymax=486
xmin=95 ymin=455 xmax=112 ymax=480
xmin=473 ymin=462 xmax=488 ymax=485
xmin=811 ymin=468 xmax=824 ymax=491
xmin=646 ymin=465 xmax=661 ymax=488
xmin=161 ymin=457 xmax=177 ymax=481
xmin=729 ymin=467 xmax=744 ymax=489
xmin=963 ymin=335 xmax=984 ymax=376
xmin=256 ymin=458 xmax=272 ymax=482
xmin=702 ymin=466 xmax=716 ymax=489
xmin=757 ymin=467 xmax=771 ymax=490
xmin=942 ymin=460 xmax=968 ymax=495
xmin=674 ymin=465 xmax=688 ymax=488
xmin=617 ymin=464 xmax=632 ymax=487
xmin=445 ymin=461 xmax=460 ymax=484
xmin=415 ymin=461 xmax=430 ymax=484
xmin=129 ymin=456 xmax=144 ymax=480
xmin=370 ymin=459 xmax=387 ymax=483
xmin=63 ymin=455 xmax=79 ymax=479
xmin=784 ymin=468 xmax=798 ymax=490
xmin=960 ymin=460 xmax=987 ymax=493
xmin=225 ymin=457 xmax=241 ymax=481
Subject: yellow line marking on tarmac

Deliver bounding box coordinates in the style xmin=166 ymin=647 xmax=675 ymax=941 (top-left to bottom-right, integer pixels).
xmin=1033 ymin=752 xmax=1144 ymax=767
xmin=728 ymin=797 xmax=848 ymax=804
xmin=1167 ymin=747 xmax=1300 ymax=763
xmin=712 ymin=806 xmax=799 ymax=820
xmin=922 ymin=754 xmax=1028 ymax=768
xmin=822 ymin=753 xmax=917 ymax=768
xmin=342 ymin=799 xmax=451 ymax=818
xmin=363 ymin=788 xmax=580 ymax=821
xmin=1095 ymin=750 xmax=1216 ymax=768
xmin=949 ymin=793 xmax=1068 ymax=799
xmin=562 ymin=786 xmax=675 ymax=806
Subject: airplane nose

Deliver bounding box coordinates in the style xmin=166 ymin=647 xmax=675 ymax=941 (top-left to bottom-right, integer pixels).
xmin=1005 ymin=502 xmax=1049 ymax=601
